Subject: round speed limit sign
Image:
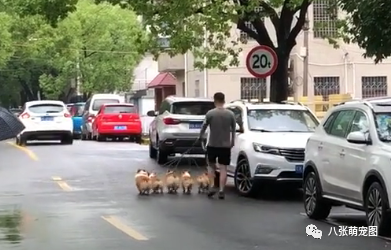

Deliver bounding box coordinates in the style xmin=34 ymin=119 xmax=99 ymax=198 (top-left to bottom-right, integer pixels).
xmin=246 ymin=45 xmax=278 ymax=78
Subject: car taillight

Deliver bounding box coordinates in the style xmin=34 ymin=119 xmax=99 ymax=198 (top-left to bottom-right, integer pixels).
xmin=64 ymin=113 xmax=71 ymax=118
xmin=20 ymin=113 xmax=30 ymax=119
xmin=163 ymin=117 xmax=181 ymax=125
xmin=87 ymin=116 xmax=95 ymax=122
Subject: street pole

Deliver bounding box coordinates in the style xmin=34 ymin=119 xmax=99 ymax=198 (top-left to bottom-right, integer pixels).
xmin=302 ymin=14 xmax=312 ymax=111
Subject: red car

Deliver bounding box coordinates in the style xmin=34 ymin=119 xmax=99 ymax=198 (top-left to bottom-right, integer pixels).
xmin=91 ymin=103 xmax=142 ymax=142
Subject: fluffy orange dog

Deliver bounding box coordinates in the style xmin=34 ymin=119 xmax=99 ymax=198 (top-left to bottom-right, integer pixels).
xmin=165 ymin=170 xmax=180 ymax=194
xmin=135 ymin=169 xmax=150 ymax=195
xmin=149 ymin=172 xmax=164 ymax=194
xmin=196 ymin=172 xmax=209 ymax=193
xmin=181 ymin=171 xmax=193 ymax=194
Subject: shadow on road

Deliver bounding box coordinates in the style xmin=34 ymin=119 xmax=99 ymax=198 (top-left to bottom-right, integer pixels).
xmin=0 ymin=207 xmax=23 ymax=244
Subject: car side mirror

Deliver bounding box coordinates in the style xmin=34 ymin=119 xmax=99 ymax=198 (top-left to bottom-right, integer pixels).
xmin=147 ymin=110 xmax=157 ymax=117
xmin=347 ymin=131 xmax=369 ymax=144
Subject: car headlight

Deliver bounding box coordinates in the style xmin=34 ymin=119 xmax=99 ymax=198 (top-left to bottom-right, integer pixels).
xmin=252 ymin=143 xmax=281 ymax=155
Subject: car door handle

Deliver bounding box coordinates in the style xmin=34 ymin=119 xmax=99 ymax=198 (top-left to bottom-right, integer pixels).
xmin=339 ymin=150 xmax=345 ymax=157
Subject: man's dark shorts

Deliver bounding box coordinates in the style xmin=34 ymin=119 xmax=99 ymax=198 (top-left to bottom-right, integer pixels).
xmin=206 ymin=146 xmax=231 ymax=166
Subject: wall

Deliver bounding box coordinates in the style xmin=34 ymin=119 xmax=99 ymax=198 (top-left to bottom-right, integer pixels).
xmin=133 ymin=54 xmax=159 ymax=90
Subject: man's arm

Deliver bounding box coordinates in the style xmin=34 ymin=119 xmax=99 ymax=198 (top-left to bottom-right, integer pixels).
xmin=199 ymin=111 xmax=210 ymax=139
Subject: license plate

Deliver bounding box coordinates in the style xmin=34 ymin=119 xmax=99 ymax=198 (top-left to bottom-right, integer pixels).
xmin=41 ymin=116 xmax=53 ymax=121
xmin=114 ymin=126 xmax=127 ymax=130
xmin=189 ymin=123 xmax=202 ymax=129
xmin=295 ymin=165 xmax=303 ymax=174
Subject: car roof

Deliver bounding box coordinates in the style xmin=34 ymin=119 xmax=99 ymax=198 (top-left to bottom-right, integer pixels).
xmin=103 ymin=103 xmax=134 ymax=107
xmin=26 ymin=100 xmax=65 ymax=107
xmin=91 ymin=94 xmax=120 ymax=99
xmin=165 ymin=96 xmax=213 ymax=103
xmin=245 ymin=103 xmax=308 ymax=110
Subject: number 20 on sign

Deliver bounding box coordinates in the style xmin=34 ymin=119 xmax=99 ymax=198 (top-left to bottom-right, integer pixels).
xmin=246 ymin=45 xmax=278 ymax=78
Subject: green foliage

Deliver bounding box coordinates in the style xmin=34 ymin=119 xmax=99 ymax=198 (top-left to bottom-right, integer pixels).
xmin=0 ymin=0 xmax=147 ymax=105
xmin=36 ymin=0 xmax=148 ymax=98
xmin=337 ymin=0 xmax=391 ymax=63
xmin=114 ymin=0 xmax=311 ymax=72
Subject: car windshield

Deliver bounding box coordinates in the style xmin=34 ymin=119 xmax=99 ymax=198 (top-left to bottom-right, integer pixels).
xmin=172 ymin=101 xmax=214 ymax=115
xmin=247 ymin=109 xmax=319 ymax=132
xmin=28 ymin=104 xmax=64 ymax=113
xmin=375 ymin=113 xmax=391 ymax=141
xmin=104 ymin=105 xmax=136 ymax=114
xmin=92 ymin=99 xmax=119 ymax=111
xmin=73 ymin=105 xmax=85 ymax=116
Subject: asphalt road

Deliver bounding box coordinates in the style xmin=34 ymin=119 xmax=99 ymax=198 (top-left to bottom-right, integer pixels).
xmin=0 ymin=139 xmax=390 ymax=250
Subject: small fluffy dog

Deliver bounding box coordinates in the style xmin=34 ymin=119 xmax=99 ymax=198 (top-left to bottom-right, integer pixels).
xmin=165 ymin=170 xmax=180 ymax=194
xmin=135 ymin=169 xmax=150 ymax=195
xmin=149 ymin=172 xmax=164 ymax=194
xmin=181 ymin=171 xmax=193 ymax=194
xmin=196 ymin=172 xmax=210 ymax=193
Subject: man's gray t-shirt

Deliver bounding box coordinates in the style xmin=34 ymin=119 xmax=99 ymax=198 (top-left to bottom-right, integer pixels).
xmin=201 ymin=108 xmax=236 ymax=148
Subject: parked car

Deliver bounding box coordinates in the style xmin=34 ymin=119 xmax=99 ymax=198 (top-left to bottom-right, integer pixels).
xmin=16 ymin=100 xmax=73 ymax=145
xmin=303 ymin=97 xmax=391 ymax=236
xmin=81 ymin=94 xmax=122 ymax=140
xmin=9 ymin=108 xmax=22 ymax=116
xmin=67 ymin=102 xmax=85 ymax=139
xmin=148 ymin=96 xmax=215 ymax=164
xmin=91 ymin=103 xmax=142 ymax=142
xmin=217 ymin=100 xmax=319 ymax=197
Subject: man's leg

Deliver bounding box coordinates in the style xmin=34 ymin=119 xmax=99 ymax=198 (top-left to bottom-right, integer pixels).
xmin=206 ymin=147 xmax=218 ymax=197
xmin=216 ymin=148 xmax=231 ymax=199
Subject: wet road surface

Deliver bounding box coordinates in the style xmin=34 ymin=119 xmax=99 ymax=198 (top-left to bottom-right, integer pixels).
xmin=0 ymin=139 xmax=390 ymax=249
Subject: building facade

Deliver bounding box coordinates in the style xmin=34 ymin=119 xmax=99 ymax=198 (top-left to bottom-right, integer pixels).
xmin=156 ymin=0 xmax=391 ymax=102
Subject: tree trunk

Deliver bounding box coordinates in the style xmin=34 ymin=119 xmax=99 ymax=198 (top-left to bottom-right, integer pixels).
xmin=269 ymin=53 xmax=289 ymax=103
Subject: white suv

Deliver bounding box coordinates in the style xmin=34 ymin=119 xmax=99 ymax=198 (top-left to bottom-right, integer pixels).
xmin=304 ymin=97 xmax=391 ymax=236
xmin=17 ymin=100 xmax=73 ymax=145
xmin=219 ymin=100 xmax=319 ymax=197
xmin=147 ymin=96 xmax=215 ymax=164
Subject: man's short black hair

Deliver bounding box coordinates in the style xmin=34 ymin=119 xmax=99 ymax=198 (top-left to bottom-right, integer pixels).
xmin=213 ymin=92 xmax=225 ymax=103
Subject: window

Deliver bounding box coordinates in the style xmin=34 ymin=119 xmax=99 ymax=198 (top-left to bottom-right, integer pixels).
xmin=182 ymin=82 xmax=185 ymax=96
xmin=375 ymin=112 xmax=391 ymax=141
xmin=92 ymin=99 xmax=119 ymax=111
xmin=28 ymin=104 xmax=64 ymax=113
xmin=240 ymin=77 xmax=267 ymax=100
xmin=195 ymin=80 xmax=200 ymax=97
xmin=159 ymin=100 xmax=170 ymax=114
xmin=362 ymin=76 xmax=387 ymax=98
xmin=313 ymin=0 xmax=338 ymax=38
xmin=103 ymin=105 xmax=137 ymax=114
xmin=329 ymin=110 xmax=355 ymax=137
xmin=172 ymin=101 xmax=214 ymax=115
xmin=348 ymin=111 xmax=369 ymax=134
xmin=323 ymin=111 xmax=339 ymax=133
xmin=73 ymin=105 xmax=85 ymax=116
xmin=314 ymin=76 xmax=340 ymax=111
xmin=247 ymin=109 xmax=319 ymax=132
xmin=240 ymin=7 xmax=264 ymax=41
xmin=228 ymin=106 xmax=244 ymax=126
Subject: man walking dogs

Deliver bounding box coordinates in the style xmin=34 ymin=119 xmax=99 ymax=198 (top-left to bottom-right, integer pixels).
xmin=198 ymin=92 xmax=236 ymax=199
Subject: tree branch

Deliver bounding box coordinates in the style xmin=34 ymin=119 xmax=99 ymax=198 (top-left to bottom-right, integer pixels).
xmin=287 ymin=0 xmax=310 ymax=51
xmin=259 ymin=1 xmax=279 ymax=30
xmin=278 ymin=0 xmax=295 ymax=44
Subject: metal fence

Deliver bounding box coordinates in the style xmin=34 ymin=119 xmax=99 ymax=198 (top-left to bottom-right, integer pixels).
xmin=140 ymin=115 xmax=154 ymax=136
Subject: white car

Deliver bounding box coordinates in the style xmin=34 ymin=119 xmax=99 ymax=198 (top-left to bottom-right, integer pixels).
xmin=16 ymin=100 xmax=73 ymax=145
xmin=303 ymin=97 xmax=391 ymax=236
xmin=148 ymin=96 xmax=215 ymax=164
xmin=218 ymin=100 xmax=319 ymax=197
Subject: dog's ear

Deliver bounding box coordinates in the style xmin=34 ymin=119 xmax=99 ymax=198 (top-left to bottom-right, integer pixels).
xmin=136 ymin=169 xmax=141 ymax=173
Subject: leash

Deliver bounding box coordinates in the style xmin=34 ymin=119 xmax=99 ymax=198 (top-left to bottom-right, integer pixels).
xmin=162 ymin=139 xmax=206 ymax=170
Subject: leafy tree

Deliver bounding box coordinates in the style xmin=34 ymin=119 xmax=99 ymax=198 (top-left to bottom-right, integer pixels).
xmin=338 ymin=0 xmax=391 ymax=63
xmin=117 ymin=0 xmax=313 ymax=102
xmin=0 ymin=12 xmax=14 ymax=67
xmin=37 ymin=0 xmax=148 ymax=99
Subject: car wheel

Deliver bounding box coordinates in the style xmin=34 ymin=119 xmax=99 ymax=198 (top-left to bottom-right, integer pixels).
xmin=61 ymin=136 xmax=73 ymax=145
xmin=81 ymin=132 xmax=86 ymax=140
xmin=135 ymin=135 xmax=142 ymax=144
xmin=149 ymin=139 xmax=157 ymax=159
xmin=97 ymin=134 xmax=105 ymax=142
xmin=156 ymin=145 xmax=168 ymax=164
xmin=234 ymin=158 xmax=258 ymax=197
xmin=87 ymin=132 xmax=92 ymax=140
xmin=365 ymin=182 xmax=391 ymax=236
xmin=304 ymin=171 xmax=331 ymax=220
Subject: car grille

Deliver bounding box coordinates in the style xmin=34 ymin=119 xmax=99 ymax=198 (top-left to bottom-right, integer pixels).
xmin=279 ymin=148 xmax=305 ymax=162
